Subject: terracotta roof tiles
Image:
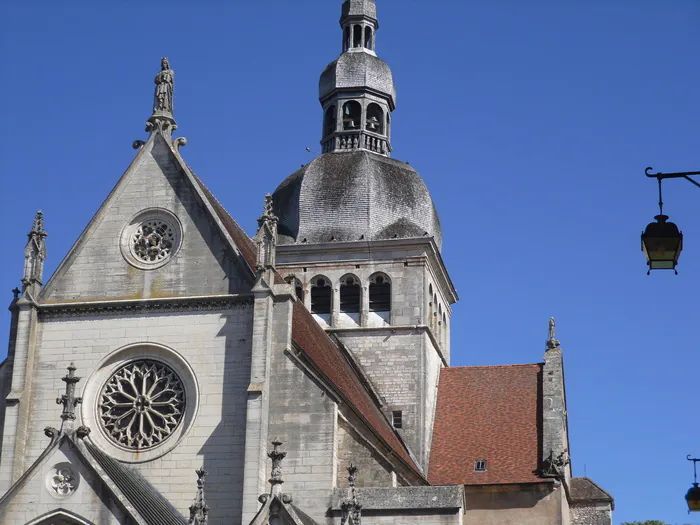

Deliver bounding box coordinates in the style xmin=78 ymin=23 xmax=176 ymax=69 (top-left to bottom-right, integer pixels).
xmin=429 ymin=364 xmax=548 ymax=486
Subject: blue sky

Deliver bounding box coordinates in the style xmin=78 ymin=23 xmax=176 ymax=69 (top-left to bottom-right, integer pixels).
xmin=1 ymin=1 xmax=699 ymax=522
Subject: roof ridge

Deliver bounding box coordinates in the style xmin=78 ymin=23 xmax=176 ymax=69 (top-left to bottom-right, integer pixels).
xmin=445 ymin=363 xmax=542 ymax=370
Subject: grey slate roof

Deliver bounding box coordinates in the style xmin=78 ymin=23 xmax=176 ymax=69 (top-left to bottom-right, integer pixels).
xmin=272 ymin=150 xmax=442 ymax=249
xmin=84 ymin=440 xmax=188 ymax=525
xmin=319 ymin=52 xmax=396 ymax=107
xmin=342 ymin=0 xmax=377 ymax=22
xmin=569 ymin=477 xmax=614 ymax=509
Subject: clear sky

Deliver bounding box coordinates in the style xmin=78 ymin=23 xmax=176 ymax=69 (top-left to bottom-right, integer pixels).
xmin=1 ymin=1 xmax=698 ymax=522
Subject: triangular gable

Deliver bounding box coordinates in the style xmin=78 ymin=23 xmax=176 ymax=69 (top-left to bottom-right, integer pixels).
xmin=250 ymin=494 xmax=320 ymax=525
xmin=0 ymin=429 xmax=188 ymax=525
xmin=41 ymin=132 xmax=255 ymax=303
xmin=0 ymin=432 xmax=147 ymax=525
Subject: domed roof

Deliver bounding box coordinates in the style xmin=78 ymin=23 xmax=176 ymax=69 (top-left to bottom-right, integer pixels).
xmin=272 ymin=151 xmax=442 ymax=249
xmin=319 ymin=52 xmax=396 ymax=108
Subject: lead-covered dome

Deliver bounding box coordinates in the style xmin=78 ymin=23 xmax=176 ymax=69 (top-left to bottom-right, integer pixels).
xmin=319 ymin=52 xmax=396 ymax=109
xmin=272 ymin=151 xmax=442 ymax=249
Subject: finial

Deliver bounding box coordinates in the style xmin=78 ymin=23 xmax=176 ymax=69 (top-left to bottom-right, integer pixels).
xmin=188 ymin=467 xmax=210 ymax=525
xmin=56 ymin=362 xmax=82 ymax=423
xmin=257 ymin=194 xmax=278 ymax=228
xmin=12 ymin=288 xmax=20 ymax=300
xmin=146 ymin=57 xmax=177 ymax=137
xmin=268 ymin=440 xmax=287 ymax=495
xmin=341 ymin=463 xmax=362 ymax=525
xmin=546 ymin=317 xmax=560 ymax=350
xmin=29 ymin=210 xmax=47 ymax=238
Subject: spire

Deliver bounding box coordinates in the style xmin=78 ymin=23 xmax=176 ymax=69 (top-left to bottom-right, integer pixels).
xmin=341 ymin=464 xmax=362 ymax=525
xmin=319 ymin=0 xmax=394 ymax=156
xmin=188 ymin=467 xmax=210 ymax=525
xmin=22 ymin=210 xmax=47 ymax=295
xmin=546 ymin=317 xmax=560 ymax=350
xmin=255 ymin=194 xmax=278 ymax=273
xmin=146 ymin=57 xmax=177 ymax=137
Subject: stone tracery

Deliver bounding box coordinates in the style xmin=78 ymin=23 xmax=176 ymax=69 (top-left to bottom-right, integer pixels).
xmin=99 ymin=360 xmax=185 ymax=450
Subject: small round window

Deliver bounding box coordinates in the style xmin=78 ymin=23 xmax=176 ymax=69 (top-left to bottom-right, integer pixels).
xmin=121 ymin=209 xmax=182 ymax=269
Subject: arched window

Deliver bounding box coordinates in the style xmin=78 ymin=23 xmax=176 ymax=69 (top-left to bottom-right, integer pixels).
xmin=365 ymin=27 xmax=373 ymax=49
xmin=343 ymin=101 xmax=361 ymax=130
xmin=366 ymin=103 xmax=384 ymax=134
xmin=294 ymin=278 xmax=304 ymax=302
xmin=324 ymin=105 xmax=337 ymax=137
xmin=310 ymin=276 xmax=332 ymax=314
xmin=369 ymin=273 xmax=391 ymax=312
xmin=442 ymin=313 xmax=448 ymax=347
xmin=340 ymin=274 xmax=361 ymax=313
xmin=353 ymin=25 xmax=362 ymax=48
xmin=428 ymin=284 xmax=434 ymax=327
xmin=344 ymin=26 xmax=351 ymax=51
xmin=433 ymin=294 xmax=438 ymax=330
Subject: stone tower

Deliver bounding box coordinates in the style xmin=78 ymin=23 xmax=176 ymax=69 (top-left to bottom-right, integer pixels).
xmin=272 ymin=0 xmax=457 ymax=471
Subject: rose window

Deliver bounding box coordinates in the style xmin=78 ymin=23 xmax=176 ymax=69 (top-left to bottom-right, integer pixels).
xmin=131 ymin=219 xmax=176 ymax=263
xmin=99 ymin=360 xmax=185 ymax=450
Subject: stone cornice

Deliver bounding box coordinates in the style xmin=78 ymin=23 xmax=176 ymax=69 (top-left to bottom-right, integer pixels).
xmin=37 ymin=294 xmax=253 ymax=319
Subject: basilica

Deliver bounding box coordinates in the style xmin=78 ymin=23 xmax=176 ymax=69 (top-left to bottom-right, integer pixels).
xmin=0 ymin=1 xmax=613 ymax=524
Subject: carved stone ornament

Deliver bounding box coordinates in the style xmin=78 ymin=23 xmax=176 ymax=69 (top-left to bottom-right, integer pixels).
xmin=541 ymin=449 xmax=570 ymax=478
xmin=49 ymin=465 xmax=78 ymax=496
xmin=120 ymin=210 xmax=182 ymax=270
xmin=99 ymin=360 xmax=185 ymax=450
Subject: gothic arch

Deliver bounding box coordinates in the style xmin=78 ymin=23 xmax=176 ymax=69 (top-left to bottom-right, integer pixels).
xmin=26 ymin=509 xmax=96 ymax=525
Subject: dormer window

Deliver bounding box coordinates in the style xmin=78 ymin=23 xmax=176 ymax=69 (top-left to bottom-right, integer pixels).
xmin=474 ymin=460 xmax=487 ymax=472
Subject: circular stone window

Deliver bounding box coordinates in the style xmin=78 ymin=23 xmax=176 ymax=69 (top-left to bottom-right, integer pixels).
xmin=120 ymin=209 xmax=182 ymax=269
xmin=99 ymin=360 xmax=186 ymax=450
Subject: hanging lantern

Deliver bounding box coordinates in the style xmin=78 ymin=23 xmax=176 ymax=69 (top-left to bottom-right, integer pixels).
xmin=688 ymin=456 xmax=700 ymax=512
xmin=641 ymin=214 xmax=683 ymax=273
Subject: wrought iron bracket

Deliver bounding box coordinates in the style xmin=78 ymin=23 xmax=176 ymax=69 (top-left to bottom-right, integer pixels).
xmin=646 ymin=167 xmax=700 ymax=189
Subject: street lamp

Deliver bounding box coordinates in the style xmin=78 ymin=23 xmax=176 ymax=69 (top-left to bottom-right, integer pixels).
xmin=642 ymin=167 xmax=700 ymax=274
xmin=686 ymin=456 xmax=700 ymax=512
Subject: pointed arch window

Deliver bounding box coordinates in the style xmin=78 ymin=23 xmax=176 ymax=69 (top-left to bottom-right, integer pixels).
xmin=343 ymin=101 xmax=362 ymax=130
xmin=310 ymin=276 xmax=332 ymax=314
xmin=366 ymin=103 xmax=384 ymax=134
xmin=369 ymin=273 xmax=391 ymax=312
xmin=340 ymin=274 xmax=361 ymax=313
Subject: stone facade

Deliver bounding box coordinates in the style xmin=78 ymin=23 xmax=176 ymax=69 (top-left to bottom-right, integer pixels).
xmin=0 ymin=1 xmax=613 ymax=524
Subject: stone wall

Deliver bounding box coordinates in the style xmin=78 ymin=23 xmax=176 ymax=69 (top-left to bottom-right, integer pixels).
xmin=463 ymin=483 xmax=566 ymax=525
xmin=570 ymin=503 xmax=612 ymax=525
xmin=336 ymin=418 xmax=393 ymax=487
xmin=18 ymin=306 xmax=253 ymax=523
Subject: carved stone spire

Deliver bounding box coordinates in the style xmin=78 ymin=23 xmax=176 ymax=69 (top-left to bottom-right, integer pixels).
xmin=341 ymin=464 xmax=362 ymax=525
xmin=268 ymin=440 xmax=287 ymax=496
xmin=22 ymin=210 xmax=47 ymax=295
xmin=255 ymin=194 xmax=278 ymax=272
xmin=546 ymin=317 xmax=560 ymax=350
xmin=56 ymin=362 xmax=82 ymax=423
xmin=146 ymin=57 xmax=177 ymax=138
xmin=188 ymin=467 xmax=210 ymax=525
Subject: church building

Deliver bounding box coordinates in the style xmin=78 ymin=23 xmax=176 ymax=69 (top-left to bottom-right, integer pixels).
xmin=0 ymin=1 xmax=613 ymax=524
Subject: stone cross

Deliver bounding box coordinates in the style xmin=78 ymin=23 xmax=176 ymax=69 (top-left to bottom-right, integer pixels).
xmin=188 ymin=467 xmax=210 ymax=525
xmin=56 ymin=363 xmax=82 ymax=422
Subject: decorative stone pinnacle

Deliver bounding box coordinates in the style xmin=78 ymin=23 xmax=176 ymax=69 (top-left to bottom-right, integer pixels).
xmin=12 ymin=288 xmax=20 ymax=300
xmin=56 ymin=362 xmax=82 ymax=423
xmin=268 ymin=440 xmax=287 ymax=494
xmin=546 ymin=317 xmax=560 ymax=350
xmin=341 ymin=463 xmax=362 ymax=525
xmin=188 ymin=467 xmax=210 ymax=525
xmin=257 ymin=194 xmax=278 ymax=228
xmin=29 ymin=210 xmax=47 ymax=238
xmin=146 ymin=57 xmax=177 ymax=137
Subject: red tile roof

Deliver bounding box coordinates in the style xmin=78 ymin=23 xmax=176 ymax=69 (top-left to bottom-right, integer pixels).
xmin=429 ymin=364 xmax=548 ymax=486
xmin=188 ymin=168 xmax=423 ymax=479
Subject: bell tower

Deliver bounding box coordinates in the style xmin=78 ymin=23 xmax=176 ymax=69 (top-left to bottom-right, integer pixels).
xmin=319 ymin=0 xmax=395 ymax=156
